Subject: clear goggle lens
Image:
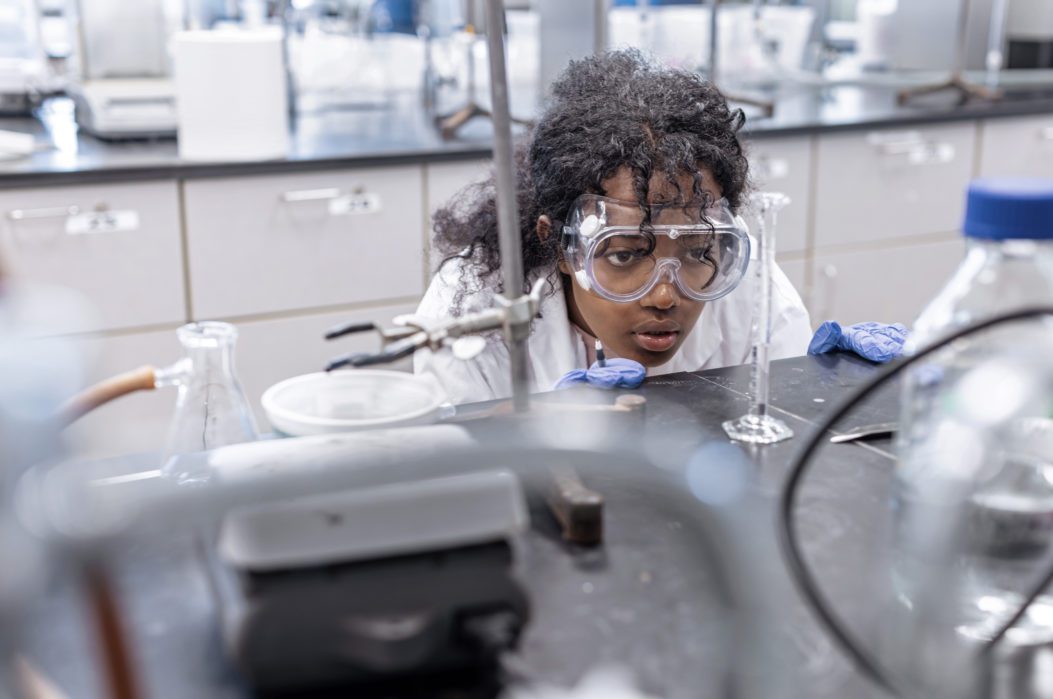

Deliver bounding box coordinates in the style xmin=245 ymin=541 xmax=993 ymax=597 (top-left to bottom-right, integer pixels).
xmin=562 ymin=195 xmax=750 ymax=303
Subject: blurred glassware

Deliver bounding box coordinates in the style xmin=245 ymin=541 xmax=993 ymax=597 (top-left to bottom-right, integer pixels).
xmin=283 ymin=0 xmax=415 ymax=112
xmin=606 ymin=2 xmax=814 ymax=88
xmin=856 ymin=0 xmax=897 ymax=70
xmin=0 ymin=282 xmax=93 ymax=696
xmin=160 ymin=321 xmax=258 ymax=485
xmin=0 ymin=0 xmax=50 ymax=115
xmin=65 ymin=0 xmax=184 ymax=138
xmin=890 ymin=179 xmax=1053 ymax=694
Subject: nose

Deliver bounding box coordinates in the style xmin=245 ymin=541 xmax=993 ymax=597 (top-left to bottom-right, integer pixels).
xmin=641 ymin=279 xmax=681 ymax=310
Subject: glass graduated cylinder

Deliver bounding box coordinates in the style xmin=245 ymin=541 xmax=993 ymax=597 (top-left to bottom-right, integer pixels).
xmin=723 ymin=191 xmax=794 ymax=445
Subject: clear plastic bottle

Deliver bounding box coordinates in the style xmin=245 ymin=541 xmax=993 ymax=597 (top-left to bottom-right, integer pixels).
xmin=160 ymin=321 xmax=258 ymax=485
xmin=892 ymin=179 xmax=1053 ymax=684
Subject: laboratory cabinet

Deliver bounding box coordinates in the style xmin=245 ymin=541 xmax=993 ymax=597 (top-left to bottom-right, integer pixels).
xmin=65 ymin=326 xmax=185 ymax=460
xmin=0 ymin=181 xmax=186 ymax=334
xmin=775 ymin=255 xmax=808 ymax=303
xmin=425 ymin=160 xmax=491 ymax=221
xmin=809 ymin=236 xmax=965 ymax=326
xmin=978 ymin=114 xmax=1053 ymax=179
xmin=813 ymin=122 xmax=977 ymax=248
xmin=424 ymin=159 xmax=491 ymax=272
xmin=745 ymin=135 xmax=813 ymax=254
xmin=184 ymin=165 xmax=426 ymax=319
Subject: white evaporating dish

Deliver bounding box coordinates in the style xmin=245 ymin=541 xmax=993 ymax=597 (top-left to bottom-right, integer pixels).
xmin=261 ymin=371 xmax=446 ymax=437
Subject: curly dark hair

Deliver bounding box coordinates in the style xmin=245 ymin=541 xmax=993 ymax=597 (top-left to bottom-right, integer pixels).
xmin=432 ymin=49 xmax=749 ymax=310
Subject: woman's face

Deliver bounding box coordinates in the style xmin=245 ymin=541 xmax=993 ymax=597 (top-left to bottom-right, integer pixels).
xmin=555 ymin=167 xmax=723 ymax=367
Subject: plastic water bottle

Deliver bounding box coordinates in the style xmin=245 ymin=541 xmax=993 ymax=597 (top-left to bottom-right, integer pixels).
xmin=892 ymin=179 xmax=1053 ymax=689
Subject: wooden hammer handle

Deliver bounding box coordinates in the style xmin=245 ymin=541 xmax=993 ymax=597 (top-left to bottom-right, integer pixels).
xmin=547 ymin=466 xmax=604 ymax=547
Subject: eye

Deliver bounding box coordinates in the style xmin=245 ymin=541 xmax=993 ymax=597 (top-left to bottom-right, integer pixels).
xmin=596 ymin=234 xmax=653 ymax=267
xmin=604 ymin=248 xmax=647 ymax=267
xmin=687 ymin=246 xmax=711 ymax=263
xmin=681 ymin=236 xmax=717 ymax=265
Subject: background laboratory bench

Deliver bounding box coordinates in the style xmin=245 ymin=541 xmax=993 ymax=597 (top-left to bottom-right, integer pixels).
xmin=22 ymin=353 xmax=898 ymax=699
xmin=3 ymin=83 xmax=1053 ymax=459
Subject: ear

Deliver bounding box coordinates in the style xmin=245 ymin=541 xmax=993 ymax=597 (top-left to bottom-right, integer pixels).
xmin=536 ymin=215 xmax=552 ymax=242
xmin=538 ymin=214 xmax=573 ymax=275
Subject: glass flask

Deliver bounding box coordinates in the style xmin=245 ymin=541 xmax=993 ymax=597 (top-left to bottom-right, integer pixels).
xmin=160 ymin=322 xmax=258 ymax=485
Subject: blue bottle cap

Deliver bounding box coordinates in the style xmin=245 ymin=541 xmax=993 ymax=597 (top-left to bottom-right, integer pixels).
xmin=963 ymin=178 xmax=1053 ymax=241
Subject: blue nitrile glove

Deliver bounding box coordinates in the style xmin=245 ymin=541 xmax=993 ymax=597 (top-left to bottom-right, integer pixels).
xmin=808 ymin=321 xmax=909 ymax=363
xmin=553 ymin=358 xmax=647 ymax=390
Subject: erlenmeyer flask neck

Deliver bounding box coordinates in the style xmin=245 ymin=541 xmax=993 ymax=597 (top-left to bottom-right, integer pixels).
xmin=179 ymin=321 xmax=237 ymax=376
xmin=179 ymin=320 xmax=235 ymax=354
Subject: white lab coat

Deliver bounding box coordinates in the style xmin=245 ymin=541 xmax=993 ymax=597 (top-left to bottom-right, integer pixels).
xmin=414 ymin=253 xmax=812 ymax=405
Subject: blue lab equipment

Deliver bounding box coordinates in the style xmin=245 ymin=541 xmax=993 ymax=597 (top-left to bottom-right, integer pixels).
xmin=370 ymin=0 xmax=417 ymax=34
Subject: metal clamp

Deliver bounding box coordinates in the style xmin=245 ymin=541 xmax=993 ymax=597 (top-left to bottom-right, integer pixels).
xmin=496 ymin=280 xmax=544 ymax=345
xmin=323 ymin=279 xmax=546 ymax=371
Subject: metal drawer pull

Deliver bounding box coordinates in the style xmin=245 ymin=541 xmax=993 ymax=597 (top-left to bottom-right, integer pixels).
xmin=1040 ymin=127 xmax=1053 ymax=141
xmin=911 ymin=142 xmax=955 ymax=165
xmin=281 ymin=188 xmax=343 ymax=203
xmin=281 ymin=187 xmax=381 ymax=215
xmin=329 ymin=191 xmax=382 ymax=216
xmin=866 ymin=130 xmax=923 ymax=148
xmin=868 ymin=131 xmax=955 ymax=165
xmin=756 ymin=155 xmax=790 ymax=180
xmin=8 ymin=205 xmax=81 ymax=221
xmin=66 ymin=209 xmax=140 ymax=235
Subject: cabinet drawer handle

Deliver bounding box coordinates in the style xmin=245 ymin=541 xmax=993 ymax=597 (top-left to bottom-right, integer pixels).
xmin=867 ymin=130 xmax=923 ymax=149
xmin=1040 ymin=127 xmax=1053 ymax=141
xmin=282 ymin=186 xmax=382 ymax=216
xmin=867 ymin=131 xmax=955 ymax=165
xmin=756 ymin=155 xmax=790 ymax=180
xmin=65 ymin=208 xmax=140 ymax=235
xmin=8 ymin=205 xmax=81 ymax=221
xmin=281 ymin=188 xmax=343 ymax=203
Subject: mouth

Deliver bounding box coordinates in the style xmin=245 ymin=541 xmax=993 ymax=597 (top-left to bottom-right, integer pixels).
xmin=631 ymin=321 xmax=682 ymax=354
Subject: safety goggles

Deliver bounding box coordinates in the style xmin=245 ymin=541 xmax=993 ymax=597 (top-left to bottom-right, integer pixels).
xmin=560 ymin=194 xmax=751 ymax=303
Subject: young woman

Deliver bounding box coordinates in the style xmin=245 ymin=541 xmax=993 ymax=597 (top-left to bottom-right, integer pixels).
xmin=415 ymin=50 xmax=811 ymax=404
